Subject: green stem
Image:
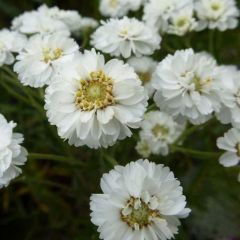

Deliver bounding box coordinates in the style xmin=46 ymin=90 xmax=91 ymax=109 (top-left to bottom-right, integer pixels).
xmin=171 ymin=145 xmax=221 ymax=159
xmin=175 ymin=118 xmax=216 ymax=145
xmin=0 ymin=80 xmax=30 ymax=104
xmin=208 ymin=30 xmax=215 ymax=56
xmin=28 ymin=153 xmax=83 ymax=166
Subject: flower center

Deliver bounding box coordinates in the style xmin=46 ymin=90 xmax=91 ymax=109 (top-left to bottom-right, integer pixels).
xmin=75 ymin=70 xmax=115 ymax=111
xmin=234 ymin=90 xmax=240 ymax=107
xmin=109 ymin=0 xmax=118 ymax=8
xmin=176 ymin=18 xmax=188 ymax=28
xmin=152 ymin=124 xmax=169 ymax=138
xmin=119 ymin=27 xmax=129 ymax=38
xmin=121 ymin=197 xmax=160 ymax=230
xmin=193 ymin=75 xmax=212 ymax=93
xmin=137 ymin=71 xmax=151 ymax=84
xmin=236 ymin=143 xmax=240 ymax=156
xmin=43 ymin=48 xmax=63 ymax=63
xmin=211 ymin=2 xmax=221 ymax=11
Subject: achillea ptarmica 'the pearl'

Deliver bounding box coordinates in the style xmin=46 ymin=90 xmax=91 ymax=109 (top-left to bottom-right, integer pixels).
xmin=90 ymin=159 xmax=191 ymax=240
xmin=91 ymin=17 xmax=161 ymax=58
xmin=14 ymin=34 xmax=79 ymax=88
xmin=45 ymin=49 xmax=148 ymax=149
xmin=152 ymin=49 xmax=224 ymax=124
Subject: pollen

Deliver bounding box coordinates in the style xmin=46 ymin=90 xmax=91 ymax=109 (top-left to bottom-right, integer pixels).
xmin=121 ymin=197 xmax=160 ymax=230
xmin=75 ymin=70 xmax=115 ymax=111
xmin=152 ymin=124 xmax=169 ymax=138
xmin=137 ymin=71 xmax=151 ymax=84
xmin=43 ymin=47 xmax=63 ymax=63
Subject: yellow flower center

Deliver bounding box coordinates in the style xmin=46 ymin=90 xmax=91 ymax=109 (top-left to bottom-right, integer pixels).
xmin=75 ymin=70 xmax=115 ymax=111
xmin=43 ymin=48 xmax=63 ymax=63
xmin=137 ymin=71 xmax=151 ymax=84
xmin=121 ymin=197 xmax=160 ymax=230
xmin=193 ymin=75 xmax=212 ymax=93
xmin=152 ymin=124 xmax=169 ymax=138
xmin=236 ymin=143 xmax=240 ymax=156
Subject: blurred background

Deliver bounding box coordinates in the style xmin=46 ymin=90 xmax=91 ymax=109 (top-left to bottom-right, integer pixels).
xmin=0 ymin=0 xmax=240 ymax=239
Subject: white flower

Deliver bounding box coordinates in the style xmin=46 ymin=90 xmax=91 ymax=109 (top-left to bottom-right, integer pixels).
xmin=99 ymin=0 xmax=143 ymax=17
xmin=137 ymin=111 xmax=185 ymax=156
xmin=195 ymin=0 xmax=239 ymax=31
xmin=91 ymin=17 xmax=161 ymax=58
xmin=14 ymin=34 xmax=79 ymax=88
xmin=45 ymin=49 xmax=148 ymax=149
xmin=0 ymin=113 xmax=27 ymax=188
xmin=135 ymin=139 xmax=152 ymax=158
xmin=11 ymin=4 xmax=85 ymax=36
xmin=37 ymin=4 xmax=82 ymax=33
xmin=99 ymin=0 xmax=129 ymax=17
xmin=143 ymin=0 xmax=193 ymax=33
xmin=12 ymin=11 xmax=70 ymax=36
xmin=90 ymin=159 xmax=191 ymax=240
xmin=167 ymin=4 xmax=198 ymax=36
xmin=217 ymin=128 xmax=240 ymax=167
xmin=152 ymin=49 xmax=223 ymax=124
xmin=127 ymin=57 xmax=157 ymax=97
xmin=216 ymin=66 xmax=240 ymax=128
xmin=0 ymin=29 xmax=26 ymax=67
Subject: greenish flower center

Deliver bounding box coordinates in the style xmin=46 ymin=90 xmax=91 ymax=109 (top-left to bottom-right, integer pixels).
xmin=121 ymin=197 xmax=160 ymax=230
xmin=152 ymin=124 xmax=169 ymax=138
xmin=176 ymin=18 xmax=188 ymax=28
xmin=137 ymin=71 xmax=151 ymax=84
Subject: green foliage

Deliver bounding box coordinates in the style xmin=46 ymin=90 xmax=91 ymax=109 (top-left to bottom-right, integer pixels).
xmin=0 ymin=0 xmax=240 ymax=239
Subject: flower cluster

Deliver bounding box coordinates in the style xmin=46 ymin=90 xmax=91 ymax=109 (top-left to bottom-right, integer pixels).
xmin=0 ymin=114 xmax=27 ymax=188
xmin=144 ymin=0 xmax=239 ymax=34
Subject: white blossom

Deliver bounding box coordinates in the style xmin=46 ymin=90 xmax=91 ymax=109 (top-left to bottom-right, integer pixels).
xmin=99 ymin=0 xmax=143 ymax=17
xmin=217 ymin=128 xmax=240 ymax=167
xmin=0 ymin=29 xmax=26 ymax=67
xmin=137 ymin=111 xmax=185 ymax=156
xmin=195 ymin=0 xmax=239 ymax=31
xmin=45 ymin=49 xmax=148 ymax=149
xmin=91 ymin=17 xmax=161 ymax=58
xmin=0 ymin=113 xmax=28 ymax=188
xmin=14 ymin=34 xmax=79 ymax=88
xmin=90 ymin=159 xmax=191 ymax=240
xmin=143 ymin=0 xmax=194 ymax=34
xmin=216 ymin=66 xmax=240 ymax=128
xmin=127 ymin=57 xmax=157 ymax=97
xmin=152 ymin=49 xmax=223 ymax=124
